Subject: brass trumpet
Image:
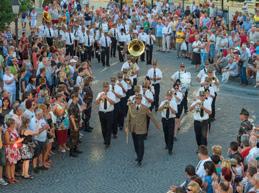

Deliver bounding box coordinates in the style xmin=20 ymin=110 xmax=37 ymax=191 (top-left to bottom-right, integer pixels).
xmin=128 ymin=39 xmax=145 ymax=57
xmin=163 ymin=101 xmax=170 ymax=109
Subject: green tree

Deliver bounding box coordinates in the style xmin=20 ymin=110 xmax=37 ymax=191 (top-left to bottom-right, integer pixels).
xmin=0 ymin=0 xmax=15 ymax=31
xmin=20 ymin=0 xmax=33 ymax=13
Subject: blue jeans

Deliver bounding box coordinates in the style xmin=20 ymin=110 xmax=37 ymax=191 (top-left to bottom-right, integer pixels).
xmin=209 ymin=44 xmax=215 ymax=59
xmin=200 ymin=52 xmax=208 ymax=68
xmin=240 ymin=66 xmax=248 ymax=85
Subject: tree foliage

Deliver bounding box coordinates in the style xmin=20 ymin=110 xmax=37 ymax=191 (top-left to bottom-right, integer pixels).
xmin=20 ymin=0 xmax=33 ymax=13
xmin=0 ymin=0 xmax=15 ymax=31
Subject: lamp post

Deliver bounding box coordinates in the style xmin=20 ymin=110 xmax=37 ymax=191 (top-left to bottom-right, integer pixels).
xmin=12 ymin=0 xmax=20 ymax=48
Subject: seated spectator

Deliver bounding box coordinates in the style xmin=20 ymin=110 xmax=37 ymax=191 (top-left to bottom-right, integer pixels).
xmin=221 ymin=57 xmax=239 ymax=83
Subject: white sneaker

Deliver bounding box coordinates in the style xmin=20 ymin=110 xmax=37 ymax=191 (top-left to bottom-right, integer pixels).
xmin=0 ymin=178 xmax=8 ymax=186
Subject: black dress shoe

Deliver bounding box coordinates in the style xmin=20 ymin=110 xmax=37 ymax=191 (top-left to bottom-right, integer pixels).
xmin=105 ymin=144 xmax=110 ymax=149
xmin=137 ymin=161 xmax=142 ymax=167
xmin=74 ymin=149 xmax=83 ymax=154
xmin=84 ymin=128 xmax=92 ymax=132
xmin=168 ymin=150 xmax=172 ymax=155
xmin=69 ymin=153 xmax=78 ymax=157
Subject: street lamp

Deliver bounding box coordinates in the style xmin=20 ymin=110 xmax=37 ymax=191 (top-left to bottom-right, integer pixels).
xmin=12 ymin=0 xmax=20 ymax=47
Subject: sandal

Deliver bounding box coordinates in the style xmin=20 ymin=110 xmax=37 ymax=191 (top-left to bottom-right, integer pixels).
xmin=8 ymin=178 xmax=15 ymax=184
xmin=13 ymin=178 xmax=19 ymax=183
xmin=22 ymin=175 xmax=34 ymax=179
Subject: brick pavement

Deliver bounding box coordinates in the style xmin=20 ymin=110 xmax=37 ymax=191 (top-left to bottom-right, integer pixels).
xmin=2 ymin=49 xmax=259 ymax=193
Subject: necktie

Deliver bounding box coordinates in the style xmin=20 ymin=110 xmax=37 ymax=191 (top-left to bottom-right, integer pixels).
xmin=136 ymin=105 xmax=139 ymax=111
xmin=58 ymin=30 xmax=60 ymax=36
xmin=88 ymin=36 xmax=90 ymax=46
xmin=105 ymin=36 xmax=108 ymax=47
xmin=166 ymin=105 xmax=170 ymax=119
xmin=200 ymin=102 xmax=204 ymax=117
xmin=153 ymin=69 xmax=156 ymax=82
xmin=49 ymin=28 xmax=51 ymax=37
xmin=104 ymin=98 xmax=107 ymax=110
xmin=114 ymin=29 xmax=116 ymax=37
xmin=69 ymin=33 xmax=72 ymax=44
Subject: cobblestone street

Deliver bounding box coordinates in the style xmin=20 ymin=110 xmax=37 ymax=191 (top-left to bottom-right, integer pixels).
xmin=2 ymin=50 xmax=259 ymax=193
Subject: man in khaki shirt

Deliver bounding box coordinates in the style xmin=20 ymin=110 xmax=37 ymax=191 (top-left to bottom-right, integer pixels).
xmin=125 ymin=94 xmax=160 ymax=166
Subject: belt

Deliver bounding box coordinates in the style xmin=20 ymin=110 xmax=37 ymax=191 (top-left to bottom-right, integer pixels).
xmin=162 ymin=117 xmax=175 ymax=121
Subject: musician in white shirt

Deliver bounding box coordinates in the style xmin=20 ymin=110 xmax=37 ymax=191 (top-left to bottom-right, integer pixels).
xmin=109 ymin=77 xmax=123 ymax=138
xmin=96 ymin=82 xmax=116 ymax=148
xmin=158 ymin=90 xmax=178 ymax=155
xmin=117 ymin=28 xmax=126 ymax=62
xmin=109 ymin=24 xmax=118 ymax=58
xmin=190 ymin=91 xmax=212 ymax=147
xmin=117 ymin=72 xmax=128 ymax=130
xmin=162 ymin=21 xmax=172 ymax=52
xmin=84 ymin=30 xmax=94 ymax=61
xmin=44 ymin=24 xmax=55 ymax=47
xmin=65 ymin=27 xmax=75 ymax=56
xmin=171 ymin=63 xmax=191 ymax=113
xmin=99 ymin=32 xmax=112 ymax=67
xmin=145 ymin=29 xmax=156 ymax=64
xmin=172 ymin=83 xmax=183 ymax=140
xmin=121 ymin=57 xmax=140 ymax=87
xmin=138 ymin=27 xmax=147 ymax=61
xmin=146 ymin=60 xmax=162 ymax=111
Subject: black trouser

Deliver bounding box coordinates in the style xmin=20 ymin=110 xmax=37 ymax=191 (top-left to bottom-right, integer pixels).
xmin=146 ymin=45 xmax=153 ymax=64
xmin=132 ymin=133 xmax=145 ymax=162
xmin=194 ymin=120 xmax=209 ymax=146
xmin=152 ymin=83 xmax=160 ymax=111
xmin=146 ymin=106 xmax=152 ymax=136
xmin=85 ymin=46 xmax=92 ymax=61
xmin=112 ymin=103 xmax=120 ymax=135
xmin=111 ymin=37 xmax=117 ymax=57
xmin=140 ymin=47 xmax=145 ymax=61
xmin=74 ymin=40 xmax=79 ymax=56
xmin=66 ymin=44 xmax=74 ymax=56
xmin=101 ymin=46 xmax=110 ymax=66
xmin=99 ymin=111 xmax=114 ymax=145
xmin=94 ymin=42 xmax=100 ymax=62
xmin=162 ymin=118 xmax=175 ymax=151
xmin=211 ymin=92 xmax=217 ymax=119
xmin=182 ymin=90 xmax=188 ymax=112
xmin=118 ymin=100 xmax=125 ymax=129
xmin=83 ymin=106 xmax=92 ymax=129
xmin=46 ymin=37 xmax=53 ymax=47
xmin=118 ymin=42 xmax=125 ymax=62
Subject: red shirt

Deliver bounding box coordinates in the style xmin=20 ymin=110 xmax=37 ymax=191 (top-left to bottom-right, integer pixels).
xmin=188 ymin=29 xmax=196 ymax=43
xmin=240 ymin=34 xmax=248 ymax=45
xmin=241 ymin=147 xmax=251 ymax=159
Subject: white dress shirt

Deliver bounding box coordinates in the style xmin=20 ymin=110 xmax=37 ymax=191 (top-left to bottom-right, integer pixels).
xmin=117 ymin=32 xmax=126 ymax=42
xmin=190 ymin=99 xmax=212 ymax=121
xmin=96 ymin=91 xmax=116 ymax=112
xmin=196 ymin=86 xmax=215 ymax=98
xmin=159 ymin=99 xmax=178 ymax=118
xmin=142 ymin=88 xmax=154 ymax=108
xmin=171 ymin=71 xmax=192 ymax=89
xmin=116 ymin=80 xmax=128 ymax=97
xmin=44 ymin=27 xmax=55 ymax=38
xmin=65 ymin=32 xmax=75 ymax=45
xmin=138 ymin=32 xmax=147 ymax=42
xmin=145 ymin=34 xmax=156 ymax=45
xmin=146 ymin=67 xmax=163 ymax=84
xmin=84 ymin=35 xmax=94 ymax=47
xmin=109 ymin=84 xmax=123 ymax=104
xmin=99 ymin=35 xmax=112 ymax=47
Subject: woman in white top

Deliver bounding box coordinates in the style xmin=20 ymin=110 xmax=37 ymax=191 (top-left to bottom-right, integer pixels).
xmin=3 ymin=67 xmax=17 ymax=104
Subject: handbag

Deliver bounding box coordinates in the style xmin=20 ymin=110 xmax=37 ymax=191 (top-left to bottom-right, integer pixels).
xmin=180 ymin=42 xmax=187 ymax=51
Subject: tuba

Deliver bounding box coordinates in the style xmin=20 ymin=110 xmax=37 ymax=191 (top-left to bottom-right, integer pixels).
xmin=128 ymin=39 xmax=145 ymax=57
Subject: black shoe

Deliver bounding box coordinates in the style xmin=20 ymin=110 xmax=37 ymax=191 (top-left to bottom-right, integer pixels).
xmin=84 ymin=128 xmax=92 ymax=132
xmin=137 ymin=161 xmax=142 ymax=167
xmin=184 ymin=110 xmax=188 ymax=114
xmin=74 ymin=149 xmax=83 ymax=154
xmin=119 ymin=127 xmax=123 ymax=131
xmin=168 ymin=150 xmax=172 ymax=155
xmin=135 ymin=158 xmax=138 ymax=162
xmin=69 ymin=152 xmax=78 ymax=157
xmin=165 ymin=146 xmax=168 ymax=150
xmin=105 ymin=144 xmax=110 ymax=149
xmin=113 ymin=134 xmax=117 ymax=139
xmin=38 ymin=166 xmax=48 ymax=170
xmin=33 ymin=167 xmax=39 ymax=174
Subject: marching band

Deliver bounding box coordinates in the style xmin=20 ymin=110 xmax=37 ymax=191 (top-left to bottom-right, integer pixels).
xmin=38 ymin=13 xmax=221 ymax=166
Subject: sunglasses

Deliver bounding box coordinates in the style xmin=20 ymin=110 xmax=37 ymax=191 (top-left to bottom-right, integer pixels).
xmin=187 ymin=188 xmax=192 ymax=192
